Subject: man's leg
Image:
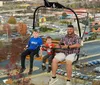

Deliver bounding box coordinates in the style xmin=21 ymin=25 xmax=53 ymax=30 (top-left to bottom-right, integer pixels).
xmin=66 ymin=60 xmax=72 ymax=80
xmin=52 ymin=58 xmax=59 ymax=76
xmin=49 ymin=53 xmax=65 ymax=85
xmin=65 ymin=53 xmax=77 ymax=85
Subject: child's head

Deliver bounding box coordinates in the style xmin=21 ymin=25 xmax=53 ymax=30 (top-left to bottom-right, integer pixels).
xmin=46 ymin=36 xmax=52 ymax=44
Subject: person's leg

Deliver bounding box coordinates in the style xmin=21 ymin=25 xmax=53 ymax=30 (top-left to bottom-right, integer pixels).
xmin=42 ymin=54 xmax=49 ymax=65
xmin=42 ymin=54 xmax=49 ymax=71
xmin=47 ymin=55 xmax=54 ymax=72
xmin=66 ymin=60 xmax=72 ymax=80
xmin=65 ymin=53 xmax=77 ymax=85
xmin=21 ymin=49 xmax=31 ymax=68
xmin=49 ymin=53 xmax=65 ymax=85
xmin=48 ymin=55 xmax=54 ymax=66
xmin=52 ymin=53 xmax=65 ymax=77
xmin=20 ymin=49 xmax=30 ymax=73
xmin=28 ymin=50 xmax=38 ymax=74
xmin=30 ymin=52 xmax=36 ymax=69
xmin=35 ymin=46 xmax=40 ymax=57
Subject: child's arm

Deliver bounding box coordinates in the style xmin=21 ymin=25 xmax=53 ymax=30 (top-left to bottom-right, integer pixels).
xmin=39 ymin=44 xmax=47 ymax=56
xmin=39 ymin=46 xmax=43 ymax=57
xmin=48 ymin=43 xmax=54 ymax=48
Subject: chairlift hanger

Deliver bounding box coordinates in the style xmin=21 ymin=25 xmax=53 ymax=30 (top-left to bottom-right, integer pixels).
xmin=33 ymin=0 xmax=82 ymax=39
xmin=24 ymin=0 xmax=86 ymax=63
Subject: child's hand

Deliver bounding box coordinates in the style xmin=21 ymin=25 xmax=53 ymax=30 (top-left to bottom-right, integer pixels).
xmin=40 ymin=46 xmax=42 ymax=50
xmin=24 ymin=45 xmax=28 ymax=50
xmin=55 ymin=44 xmax=60 ymax=48
xmin=39 ymin=47 xmax=43 ymax=56
xmin=49 ymin=45 xmax=52 ymax=48
xmin=24 ymin=47 xmax=27 ymax=50
xmin=39 ymin=51 xmax=43 ymax=57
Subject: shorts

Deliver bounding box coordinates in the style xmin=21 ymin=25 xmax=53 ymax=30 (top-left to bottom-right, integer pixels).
xmin=55 ymin=53 xmax=77 ymax=62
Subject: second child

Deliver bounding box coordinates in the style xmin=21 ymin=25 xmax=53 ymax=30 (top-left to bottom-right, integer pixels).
xmin=40 ymin=36 xmax=55 ymax=72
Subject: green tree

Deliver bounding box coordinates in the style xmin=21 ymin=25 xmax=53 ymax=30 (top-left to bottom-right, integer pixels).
xmin=62 ymin=12 xmax=67 ymax=19
xmin=8 ymin=16 xmax=17 ymax=24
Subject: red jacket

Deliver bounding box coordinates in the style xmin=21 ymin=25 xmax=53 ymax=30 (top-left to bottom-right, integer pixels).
xmin=42 ymin=43 xmax=55 ymax=55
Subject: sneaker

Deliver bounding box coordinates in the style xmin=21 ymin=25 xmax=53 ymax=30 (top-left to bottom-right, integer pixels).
xmin=66 ymin=81 xmax=72 ymax=85
xmin=19 ymin=68 xmax=25 ymax=73
xmin=48 ymin=77 xmax=58 ymax=85
xmin=28 ymin=69 xmax=33 ymax=75
xmin=47 ymin=66 xmax=51 ymax=73
xmin=42 ymin=64 xmax=46 ymax=71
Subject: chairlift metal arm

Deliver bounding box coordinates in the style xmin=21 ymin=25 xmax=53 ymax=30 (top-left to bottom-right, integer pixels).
xmin=33 ymin=0 xmax=81 ymax=38
xmin=33 ymin=6 xmax=45 ymax=30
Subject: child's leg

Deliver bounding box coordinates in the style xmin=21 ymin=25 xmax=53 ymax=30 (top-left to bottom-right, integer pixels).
xmin=42 ymin=54 xmax=50 ymax=65
xmin=42 ymin=54 xmax=49 ymax=71
xmin=48 ymin=55 xmax=54 ymax=66
xmin=47 ymin=55 xmax=54 ymax=72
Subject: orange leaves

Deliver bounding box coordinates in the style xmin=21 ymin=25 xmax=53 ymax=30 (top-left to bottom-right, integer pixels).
xmin=16 ymin=22 xmax=27 ymax=36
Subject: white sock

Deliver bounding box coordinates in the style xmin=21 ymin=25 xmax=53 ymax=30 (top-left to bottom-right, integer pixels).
xmin=42 ymin=63 xmax=46 ymax=66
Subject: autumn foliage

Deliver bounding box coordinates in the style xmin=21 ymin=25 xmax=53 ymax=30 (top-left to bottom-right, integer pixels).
xmin=10 ymin=38 xmax=26 ymax=64
xmin=3 ymin=23 xmax=11 ymax=35
xmin=16 ymin=22 xmax=27 ymax=36
xmin=0 ymin=46 xmax=9 ymax=62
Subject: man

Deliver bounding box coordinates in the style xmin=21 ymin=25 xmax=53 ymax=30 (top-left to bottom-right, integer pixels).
xmin=20 ymin=29 xmax=43 ymax=75
xmin=49 ymin=25 xmax=81 ymax=85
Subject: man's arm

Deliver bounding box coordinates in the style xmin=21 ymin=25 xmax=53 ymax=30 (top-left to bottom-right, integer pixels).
xmin=69 ymin=44 xmax=80 ymax=48
xmin=62 ymin=36 xmax=81 ymax=49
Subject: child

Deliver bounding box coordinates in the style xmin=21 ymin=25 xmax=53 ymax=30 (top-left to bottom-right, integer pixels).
xmin=40 ymin=36 xmax=55 ymax=72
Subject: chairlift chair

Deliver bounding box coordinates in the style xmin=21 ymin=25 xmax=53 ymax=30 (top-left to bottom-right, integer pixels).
xmin=32 ymin=0 xmax=83 ymax=62
xmin=31 ymin=1 xmax=88 ymax=85
xmin=31 ymin=1 xmax=87 ymax=85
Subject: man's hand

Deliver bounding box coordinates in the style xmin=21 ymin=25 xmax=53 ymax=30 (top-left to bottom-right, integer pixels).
xmin=55 ymin=44 xmax=60 ymax=48
xmin=61 ymin=45 xmax=68 ymax=49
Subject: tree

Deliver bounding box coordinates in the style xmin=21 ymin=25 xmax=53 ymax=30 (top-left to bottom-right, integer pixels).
xmin=62 ymin=12 xmax=67 ymax=19
xmin=8 ymin=16 xmax=17 ymax=24
xmin=3 ymin=23 xmax=11 ymax=36
xmin=16 ymin=22 xmax=27 ymax=36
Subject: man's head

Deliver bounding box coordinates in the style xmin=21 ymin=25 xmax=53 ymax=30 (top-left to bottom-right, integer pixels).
xmin=32 ymin=29 xmax=39 ymax=38
xmin=67 ymin=25 xmax=75 ymax=36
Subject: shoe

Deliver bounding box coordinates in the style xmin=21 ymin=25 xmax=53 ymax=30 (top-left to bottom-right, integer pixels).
xmin=42 ymin=64 xmax=46 ymax=71
xmin=48 ymin=77 xmax=58 ymax=85
xmin=19 ymin=68 xmax=25 ymax=73
xmin=28 ymin=69 xmax=33 ymax=75
xmin=66 ymin=81 xmax=72 ymax=85
xmin=47 ymin=66 xmax=51 ymax=73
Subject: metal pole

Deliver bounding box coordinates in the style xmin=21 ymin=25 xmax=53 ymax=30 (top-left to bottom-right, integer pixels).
xmin=33 ymin=6 xmax=45 ymax=30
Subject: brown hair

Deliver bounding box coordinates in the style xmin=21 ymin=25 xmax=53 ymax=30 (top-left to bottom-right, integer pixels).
xmin=46 ymin=36 xmax=52 ymax=40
